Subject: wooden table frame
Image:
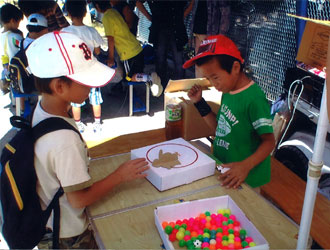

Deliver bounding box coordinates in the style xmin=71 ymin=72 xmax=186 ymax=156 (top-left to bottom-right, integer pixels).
xmin=87 ymin=129 xmax=299 ymax=249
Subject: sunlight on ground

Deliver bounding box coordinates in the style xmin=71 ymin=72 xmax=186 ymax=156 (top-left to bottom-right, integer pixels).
xmin=84 ymin=111 xmax=165 ymax=148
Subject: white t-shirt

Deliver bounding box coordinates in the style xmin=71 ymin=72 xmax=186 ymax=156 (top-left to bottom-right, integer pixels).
xmin=32 ymin=102 xmax=93 ymax=238
xmin=62 ymin=25 xmax=104 ymax=51
xmin=0 ymin=30 xmax=23 ymax=64
xmin=23 ymin=36 xmax=34 ymax=49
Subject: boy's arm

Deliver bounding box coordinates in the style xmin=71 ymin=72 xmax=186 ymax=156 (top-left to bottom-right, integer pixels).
xmin=201 ymin=112 xmax=217 ymax=132
xmin=106 ymin=36 xmax=115 ymax=67
xmin=66 ymin=158 xmax=149 ymax=208
xmin=219 ymin=133 xmax=275 ymax=189
xmin=122 ymin=5 xmax=135 ymax=29
xmin=136 ymin=0 xmax=152 ymax=21
xmin=94 ymin=46 xmax=101 ymax=56
xmin=184 ymin=0 xmax=194 ymax=19
xmin=188 ymin=84 xmax=217 ymax=132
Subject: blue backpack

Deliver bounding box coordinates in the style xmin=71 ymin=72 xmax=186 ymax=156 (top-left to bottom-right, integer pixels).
xmin=0 ymin=116 xmax=82 ymax=249
xmin=8 ymin=39 xmax=36 ymax=94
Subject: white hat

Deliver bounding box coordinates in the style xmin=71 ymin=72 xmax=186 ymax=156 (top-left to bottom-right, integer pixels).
xmin=26 ymin=32 xmax=115 ymax=87
xmin=27 ymin=13 xmax=48 ymax=27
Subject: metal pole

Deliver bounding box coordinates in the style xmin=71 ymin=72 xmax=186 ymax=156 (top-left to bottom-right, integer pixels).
xmin=297 ymin=83 xmax=328 ymax=249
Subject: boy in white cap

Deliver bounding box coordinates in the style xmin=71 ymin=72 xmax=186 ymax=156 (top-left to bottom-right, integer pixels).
xmin=26 ymin=31 xmax=149 ymax=249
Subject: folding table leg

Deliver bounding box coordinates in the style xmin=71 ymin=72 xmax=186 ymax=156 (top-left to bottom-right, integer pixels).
xmin=129 ymin=84 xmax=133 ymax=116
xmin=146 ymin=82 xmax=150 ymax=114
xmin=16 ymin=97 xmax=20 ymax=116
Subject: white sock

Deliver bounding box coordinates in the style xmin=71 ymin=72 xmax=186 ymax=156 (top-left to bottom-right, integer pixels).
xmin=94 ymin=117 xmax=101 ymax=123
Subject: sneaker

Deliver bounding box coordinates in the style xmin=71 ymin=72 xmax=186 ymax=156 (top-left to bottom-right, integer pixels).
xmin=93 ymin=122 xmax=102 ymax=133
xmin=76 ymin=121 xmax=85 ymax=133
xmin=150 ymin=72 xmax=163 ymax=97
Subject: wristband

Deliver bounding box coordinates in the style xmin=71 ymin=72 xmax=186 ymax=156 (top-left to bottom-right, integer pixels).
xmin=194 ymin=98 xmax=211 ymax=117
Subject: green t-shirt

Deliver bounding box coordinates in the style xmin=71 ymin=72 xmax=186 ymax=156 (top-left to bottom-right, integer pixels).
xmin=213 ymin=83 xmax=273 ymax=187
xmin=102 ymin=9 xmax=142 ymax=61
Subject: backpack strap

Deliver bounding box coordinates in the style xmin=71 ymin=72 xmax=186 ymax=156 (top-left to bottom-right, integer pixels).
xmin=33 ymin=117 xmax=83 ymax=142
xmin=44 ymin=187 xmax=64 ymax=249
xmin=32 ymin=117 xmax=83 ymax=248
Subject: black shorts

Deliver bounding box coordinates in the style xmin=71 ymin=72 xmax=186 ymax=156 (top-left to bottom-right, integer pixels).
xmin=123 ymin=50 xmax=144 ymax=79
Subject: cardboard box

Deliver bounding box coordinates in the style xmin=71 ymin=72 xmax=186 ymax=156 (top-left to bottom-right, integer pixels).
xmin=131 ymin=137 xmax=215 ymax=191
xmin=164 ymin=78 xmax=222 ymax=141
xmin=154 ymin=195 xmax=269 ymax=250
xmin=290 ymin=14 xmax=330 ymax=130
xmin=294 ymin=15 xmax=330 ymax=70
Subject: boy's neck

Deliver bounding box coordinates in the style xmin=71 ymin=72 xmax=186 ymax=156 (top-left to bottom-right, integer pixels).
xmin=232 ymin=73 xmax=251 ymax=92
xmin=3 ymin=24 xmax=15 ymax=32
xmin=71 ymin=17 xmax=84 ymax=26
xmin=40 ymin=95 xmax=71 ymax=118
xmin=28 ymin=33 xmax=38 ymax=39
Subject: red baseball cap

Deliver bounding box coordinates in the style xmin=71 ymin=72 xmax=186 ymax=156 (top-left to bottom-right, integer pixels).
xmin=183 ymin=35 xmax=244 ymax=69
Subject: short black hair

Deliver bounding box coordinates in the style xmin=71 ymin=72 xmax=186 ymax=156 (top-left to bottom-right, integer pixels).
xmin=195 ymin=55 xmax=243 ymax=74
xmin=18 ymin=0 xmax=55 ymax=17
xmin=0 ymin=4 xmax=23 ymax=24
xmin=26 ymin=25 xmax=48 ymax=33
xmin=66 ymin=0 xmax=87 ymax=18
xmin=92 ymin=0 xmax=111 ymax=12
xmin=34 ymin=76 xmax=72 ymax=94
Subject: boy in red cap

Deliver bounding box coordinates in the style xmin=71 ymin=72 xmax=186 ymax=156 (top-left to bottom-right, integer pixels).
xmin=184 ymin=35 xmax=275 ymax=190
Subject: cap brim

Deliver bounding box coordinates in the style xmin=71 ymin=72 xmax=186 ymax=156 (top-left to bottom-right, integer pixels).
xmin=67 ymin=59 xmax=116 ymax=87
xmin=182 ymin=52 xmax=214 ymax=69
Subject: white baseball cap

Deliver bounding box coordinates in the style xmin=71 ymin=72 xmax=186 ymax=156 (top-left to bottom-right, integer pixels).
xmin=26 ymin=31 xmax=116 ymax=87
xmin=27 ymin=13 xmax=48 ymax=28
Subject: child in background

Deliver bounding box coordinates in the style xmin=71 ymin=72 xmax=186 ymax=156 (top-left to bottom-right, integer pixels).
xmin=110 ymin=0 xmax=139 ymax=36
xmin=184 ymin=35 xmax=275 ymax=190
xmin=23 ymin=13 xmax=49 ymax=49
xmin=7 ymin=14 xmax=48 ymax=103
xmin=92 ymin=0 xmax=163 ymax=98
xmin=18 ymin=0 xmax=69 ymax=32
xmin=0 ymin=4 xmax=23 ymax=97
xmin=26 ymin=31 xmax=149 ymax=249
xmin=62 ymin=0 xmax=106 ymax=133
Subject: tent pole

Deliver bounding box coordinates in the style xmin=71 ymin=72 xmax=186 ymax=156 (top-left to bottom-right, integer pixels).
xmin=297 ymin=83 xmax=328 ymax=249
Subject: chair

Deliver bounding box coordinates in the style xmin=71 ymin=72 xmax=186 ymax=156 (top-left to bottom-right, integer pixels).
xmin=126 ymin=81 xmax=150 ymax=116
xmin=11 ymin=88 xmax=38 ymax=118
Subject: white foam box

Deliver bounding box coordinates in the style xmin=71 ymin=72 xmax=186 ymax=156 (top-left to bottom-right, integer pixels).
xmin=154 ymin=195 xmax=269 ymax=250
xmin=131 ymin=138 xmax=215 ymax=191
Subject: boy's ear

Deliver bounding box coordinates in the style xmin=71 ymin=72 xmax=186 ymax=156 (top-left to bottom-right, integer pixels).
xmin=50 ymin=78 xmax=67 ymax=95
xmin=232 ymin=61 xmax=241 ymax=75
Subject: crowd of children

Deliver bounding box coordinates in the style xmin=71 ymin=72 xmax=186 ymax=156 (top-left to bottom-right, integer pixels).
xmin=1 ymin=0 xmax=163 ymax=133
xmin=0 ymin=1 xmax=275 ymax=248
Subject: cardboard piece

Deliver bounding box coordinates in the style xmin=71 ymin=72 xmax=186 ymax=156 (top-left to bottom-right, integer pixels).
xmin=164 ymin=78 xmax=222 ymax=140
xmin=152 ymin=150 xmax=181 ymax=169
xmin=131 ymin=138 xmax=215 ymax=191
xmin=294 ymin=14 xmax=330 ymax=70
xmin=154 ymin=195 xmax=269 ymax=250
xmin=290 ymin=14 xmax=330 ymax=137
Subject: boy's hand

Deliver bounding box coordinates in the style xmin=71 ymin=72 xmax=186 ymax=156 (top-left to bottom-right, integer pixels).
xmin=106 ymin=58 xmax=115 ymax=68
xmin=114 ymin=158 xmax=149 ymax=182
xmin=188 ymin=84 xmax=203 ymax=103
xmin=218 ymin=161 xmax=251 ymax=189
